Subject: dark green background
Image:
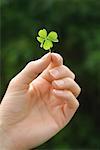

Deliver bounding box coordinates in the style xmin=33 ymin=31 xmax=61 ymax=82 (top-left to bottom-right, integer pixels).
xmin=1 ymin=0 xmax=100 ymax=149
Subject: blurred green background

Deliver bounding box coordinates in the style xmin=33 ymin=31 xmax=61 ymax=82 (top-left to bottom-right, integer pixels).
xmin=1 ymin=0 xmax=100 ymax=149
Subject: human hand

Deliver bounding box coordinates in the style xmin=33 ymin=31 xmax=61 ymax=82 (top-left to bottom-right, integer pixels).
xmin=0 ymin=53 xmax=81 ymax=150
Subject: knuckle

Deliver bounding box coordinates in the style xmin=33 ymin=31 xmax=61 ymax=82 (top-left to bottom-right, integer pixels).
xmin=72 ymin=73 xmax=75 ymax=79
xmin=75 ymin=100 xmax=80 ymax=108
xmin=26 ymin=61 xmax=35 ymax=69
xmin=65 ymin=78 xmax=81 ymax=97
xmin=9 ymin=77 xmax=16 ymax=86
xmin=62 ymin=65 xmax=67 ymax=70
xmin=78 ymin=86 xmax=81 ymax=94
xmin=70 ymin=72 xmax=75 ymax=80
xmin=66 ymin=91 xmax=79 ymax=108
xmin=76 ymin=84 xmax=81 ymax=97
xmin=63 ymin=66 xmax=75 ymax=79
xmin=66 ymin=91 xmax=72 ymax=100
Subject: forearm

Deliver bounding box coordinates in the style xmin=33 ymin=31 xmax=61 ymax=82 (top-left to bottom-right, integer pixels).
xmin=0 ymin=99 xmax=15 ymax=150
xmin=0 ymin=118 xmax=16 ymax=150
xmin=0 ymin=124 xmax=15 ymax=150
xmin=0 ymin=127 xmax=11 ymax=150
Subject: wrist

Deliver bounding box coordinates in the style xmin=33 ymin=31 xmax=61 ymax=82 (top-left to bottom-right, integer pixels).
xmin=0 ymin=123 xmax=16 ymax=150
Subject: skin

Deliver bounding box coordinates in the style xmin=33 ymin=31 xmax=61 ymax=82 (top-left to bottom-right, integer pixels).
xmin=0 ymin=53 xmax=81 ymax=150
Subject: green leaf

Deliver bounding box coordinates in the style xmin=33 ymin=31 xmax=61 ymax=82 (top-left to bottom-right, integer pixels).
xmin=36 ymin=28 xmax=59 ymax=51
xmin=52 ymin=39 xmax=59 ymax=42
xmin=38 ymin=29 xmax=47 ymax=38
xmin=37 ymin=37 xmax=44 ymax=43
xmin=47 ymin=31 xmax=58 ymax=42
xmin=43 ymin=40 xmax=53 ymax=50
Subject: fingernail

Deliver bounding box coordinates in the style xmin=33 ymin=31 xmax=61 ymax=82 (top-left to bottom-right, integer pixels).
xmin=53 ymin=80 xmax=64 ymax=87
xmin=49 ymin=69 xmax=59 ymax=78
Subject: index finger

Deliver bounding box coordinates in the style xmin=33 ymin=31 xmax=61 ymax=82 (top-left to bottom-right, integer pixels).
xmin=40 ymin=53 xmax=63 ymax=81
xmin=51 ymin=53 xmax=63 ymax=67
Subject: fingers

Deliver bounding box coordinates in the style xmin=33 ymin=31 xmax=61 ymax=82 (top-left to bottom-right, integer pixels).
xmin=40 ymin=53 xmax=63 ymax=81
xmin=52 ymin=90 xmax=79 ymax=109
xmin=50 ymin=65 xmax=80 ymax=109
xmin=49 ymin=62 xmax=81 ymax=111
xmin=10 ymin=53 xmax=51 ymax=87
xmin=49 ymin=65 xmax=75 ymax=80
xmin=52 ymin=89 xmax=80 ymax=128
xmin=51 ymin=53 xmax=63 ymax=66
xmin=52 ymin=77 xmax=81 ymax=97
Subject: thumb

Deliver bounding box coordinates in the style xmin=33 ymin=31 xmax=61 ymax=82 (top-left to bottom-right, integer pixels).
xmin=12 ymin=52 xmax=51 ymax=87
xmin=40 ymin=53 xmax=63 ymax=82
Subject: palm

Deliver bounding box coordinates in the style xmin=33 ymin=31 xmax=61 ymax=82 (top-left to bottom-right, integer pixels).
xmin=12 ymin=77 xmax=68 ymax=148
xmin=1 ymin=76 xmax=72 ymax=149
xmin=1 ymin=53 xmax=80 ymax=150
xmin=30 ymin=76 xmax=68 ymax=129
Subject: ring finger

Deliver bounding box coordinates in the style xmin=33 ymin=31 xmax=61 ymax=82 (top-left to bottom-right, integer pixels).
xmin=52 ymin=77 xmax=81 ymax=97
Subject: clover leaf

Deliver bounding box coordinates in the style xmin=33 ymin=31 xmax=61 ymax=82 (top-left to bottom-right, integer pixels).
xmin=36 ymin=28 xmax=59 ymax=51
xmin=47 ymin=31 xmax=58 ymax=42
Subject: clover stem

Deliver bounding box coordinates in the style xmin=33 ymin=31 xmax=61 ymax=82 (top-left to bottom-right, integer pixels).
xmin=49 ymin=49 xmax=51 ymax=53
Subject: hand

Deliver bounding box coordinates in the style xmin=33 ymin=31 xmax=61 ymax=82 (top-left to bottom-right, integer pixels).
xmin=0 ymin=53 xmax=81 ymax=150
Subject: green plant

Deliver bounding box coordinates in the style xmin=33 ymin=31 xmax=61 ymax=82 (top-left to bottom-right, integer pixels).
xmin=36 ymin=29 xmax=59 ymax=52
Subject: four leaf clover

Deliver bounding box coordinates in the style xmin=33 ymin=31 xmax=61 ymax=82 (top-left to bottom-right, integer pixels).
xmin=36 ymin=29 xmax=59 ymax=51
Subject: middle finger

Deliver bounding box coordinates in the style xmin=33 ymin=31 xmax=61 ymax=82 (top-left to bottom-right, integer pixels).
xmin=49 ymin=65 xmax=75 ymax=80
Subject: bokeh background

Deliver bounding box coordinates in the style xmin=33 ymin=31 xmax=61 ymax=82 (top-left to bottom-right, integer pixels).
xmin=1 ymin=0 xmax=100 ymax=149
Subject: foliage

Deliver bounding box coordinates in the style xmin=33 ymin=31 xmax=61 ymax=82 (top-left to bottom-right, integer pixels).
xmin=0 ymin=0 xmax=100 ymax=149
xmin=37 ymin=28 xmax=59 ymax=51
